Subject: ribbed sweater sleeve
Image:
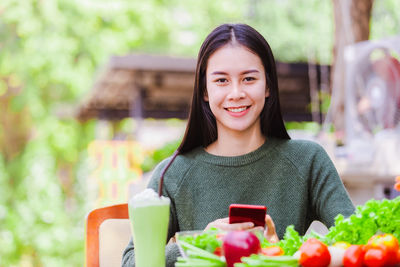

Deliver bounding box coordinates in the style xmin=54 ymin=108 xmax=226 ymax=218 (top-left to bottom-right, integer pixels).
xmin=274 ymin=140 xmax=354 ymax=228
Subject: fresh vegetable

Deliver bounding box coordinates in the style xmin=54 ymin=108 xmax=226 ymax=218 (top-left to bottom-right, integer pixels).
xmin=365 ymin=233 xmax=399 ymax=266
xmin=397 ymin=248 xmax=400 ymax=263
xmin=234 ymin=254 xmax=298 ymax=267
xmin=343 ymin=245 xmax=365 ymax=267
xmin=175 ymin=240 xmax=225 ymax=267
xmin=178 ymin=228 xmax=222 ymax=253
xmin=261 ymin=246 xmax=284 ymax=256
xmin=175 ymin=257 xmax=225 ymax=267
xmin=214 ymin=246 xmax=223 ymax=256
xmin=364 ymin=246 xmax=388 ymax=267
xmin=223 ymin=231 xmax=261 ymax=267
xmin=327 ymin=245 xmax=346 ymax=267
xmin=273 ymin=225 xmax=304 ymax=256
xmin=298 ymin=238 xmax=331 ymax=267
xmin=325 ymin=197 xmax=400 ymax=245
xmin=176 ymin=197 xmax=400 ymax=266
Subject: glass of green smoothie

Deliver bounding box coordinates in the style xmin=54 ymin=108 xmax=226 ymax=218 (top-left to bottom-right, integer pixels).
xmin=128 ymin=188 xmax=170 ymax=267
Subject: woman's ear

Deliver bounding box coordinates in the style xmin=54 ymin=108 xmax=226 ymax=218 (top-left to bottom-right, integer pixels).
xmin=265 ymin=87 xmax=270 ymax=98
xmin=204 ymin=90 xmax=209 ymax=101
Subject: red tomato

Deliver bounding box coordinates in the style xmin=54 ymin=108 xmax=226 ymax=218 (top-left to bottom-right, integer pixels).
xmin=261 ymin=246 xmax=284 ymax=256
xmin=364 ymin=246 xmax=388 ymax=267
xmin=299 ymin=238 xmax=331 ymax=267
xmin=214 ymin=246 xmax=223 ymax=256
xmin=343 ymin=245 xmax=365 ymax=267
xmin=366 ymin=233 xmax=399 ymax=266
xmin=396 ymin=248 xmax=400 ymax=265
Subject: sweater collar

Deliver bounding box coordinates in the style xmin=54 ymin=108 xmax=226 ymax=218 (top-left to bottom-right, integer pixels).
xmin=195 ymin=138 xmax=279 ymax=166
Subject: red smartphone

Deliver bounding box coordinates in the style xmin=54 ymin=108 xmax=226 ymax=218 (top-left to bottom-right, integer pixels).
xmin=229 ymin=204 xmax=267 ymax=227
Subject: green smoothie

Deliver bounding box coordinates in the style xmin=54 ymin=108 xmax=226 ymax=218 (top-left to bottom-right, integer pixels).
xmin=128 ymin=190 xmax=170 ymax=267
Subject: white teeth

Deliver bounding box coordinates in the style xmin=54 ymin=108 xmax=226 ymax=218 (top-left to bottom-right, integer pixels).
xmin=227 ymin=107 xmax=247 ymax=112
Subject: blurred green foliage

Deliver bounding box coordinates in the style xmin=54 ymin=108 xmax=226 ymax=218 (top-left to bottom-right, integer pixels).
xmin=140 ymin=139 xmax=181 ymax=173
xmin=285 ymin=121 xmax=321 ymax=134
xmin=0 ymin=0 xmax=398 ymax=266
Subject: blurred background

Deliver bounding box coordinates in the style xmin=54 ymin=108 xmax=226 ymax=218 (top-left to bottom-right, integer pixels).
xmin=0 ymin=0 xmax=399 ymax=266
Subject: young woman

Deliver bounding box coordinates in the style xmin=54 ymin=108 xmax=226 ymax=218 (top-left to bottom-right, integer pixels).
xmin=122 ymin=23 xmax=355 ymax=267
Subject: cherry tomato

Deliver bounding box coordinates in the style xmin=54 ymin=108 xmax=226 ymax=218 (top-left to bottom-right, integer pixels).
xmin=299 ymin=238 xmax=331 ymax=267
xmin=213 ymin=246 xmax=223 ymax=256
xmin=364 ymin=246 xmax=388 ymax=267
xmin=261 ymin=246 xmax=284 ymax=256
xmin=343 ymin=245 xmax=365 ymax=267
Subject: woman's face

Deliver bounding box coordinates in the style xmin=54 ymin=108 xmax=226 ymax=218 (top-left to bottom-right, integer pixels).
xmin=205 ymin=44 xmax=269 ymax=137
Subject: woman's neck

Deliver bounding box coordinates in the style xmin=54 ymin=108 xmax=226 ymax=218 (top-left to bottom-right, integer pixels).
xmin=206 ymin=129 xmax=266 ymax=156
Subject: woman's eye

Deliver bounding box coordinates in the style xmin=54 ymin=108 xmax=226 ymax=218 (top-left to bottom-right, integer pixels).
xmin=215 ymin=78 xmax=228 ymax=83
xmin=244 ymin=77 xmax=256 ymax=82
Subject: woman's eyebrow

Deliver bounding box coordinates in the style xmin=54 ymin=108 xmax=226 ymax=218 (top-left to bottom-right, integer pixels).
xmin=210 ymin=69 xmax=260 ymax=75
xmin=241 ymin=69 xmax=260 ymax=74
xmin=210 ymin=71 xmax=228 ymax=75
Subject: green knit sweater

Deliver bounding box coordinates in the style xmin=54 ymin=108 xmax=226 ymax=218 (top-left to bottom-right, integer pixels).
xmin=122 ymin=138 xmax=355 ymax=267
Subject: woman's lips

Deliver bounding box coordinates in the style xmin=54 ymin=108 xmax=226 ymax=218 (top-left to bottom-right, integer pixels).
xmin=225 ymin=106 xmax=250 ymax=117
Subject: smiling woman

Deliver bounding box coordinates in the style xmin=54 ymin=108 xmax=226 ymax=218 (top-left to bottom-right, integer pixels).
xmin=122 ymin=24 xmax=355 ymax=267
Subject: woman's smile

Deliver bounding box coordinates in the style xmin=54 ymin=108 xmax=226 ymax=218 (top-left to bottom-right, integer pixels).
xmin=225 ymin=105 xmax=251 ymax=117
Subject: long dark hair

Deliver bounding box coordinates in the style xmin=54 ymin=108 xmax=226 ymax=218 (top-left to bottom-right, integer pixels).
xmin=159 ymin=23 xmax=290 ymax=194
xmin=178 ymin=23 xmax=290 ymax=154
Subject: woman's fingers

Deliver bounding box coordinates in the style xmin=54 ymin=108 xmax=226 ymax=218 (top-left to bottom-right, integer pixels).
xmin=226 ymin=222 xmax=255 ymax=231
xmin=265 ymin=214 xmax=276 ymax=234
xmin=254 ymin=226 xmax=265 ymax=232
xmin=205 ymin=215 xmax=280 ymax=244
xmin=265 ymin=214 xmax=279 ymax=243
xmin=205 ymin=217 xmax=255 ymax=231
xmin=205 ymin=217 xmax=228 ymax=231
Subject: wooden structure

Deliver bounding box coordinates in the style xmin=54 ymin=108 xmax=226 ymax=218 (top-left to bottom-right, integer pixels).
xmin=77 ymin=54 xmax=328 ymax=122
xmin=330 ymin=0 xmax=374 ymax=134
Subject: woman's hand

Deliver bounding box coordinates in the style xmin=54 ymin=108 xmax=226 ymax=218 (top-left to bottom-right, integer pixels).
xmin=205 ymin=215 xmax=279 ymax=243
xmin=264 ymin=214 xmax=279 ymax=243
xmin=205 ymin=217 xmax=256 ymax=232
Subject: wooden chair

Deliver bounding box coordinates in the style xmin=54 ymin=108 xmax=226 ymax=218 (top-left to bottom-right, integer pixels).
xmin=85 ymin=203 xmax=131 ymax=267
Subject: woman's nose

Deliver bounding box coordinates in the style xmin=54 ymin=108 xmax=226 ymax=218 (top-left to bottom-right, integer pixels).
xmin=228 ymin=82 xmax=245 ymax=100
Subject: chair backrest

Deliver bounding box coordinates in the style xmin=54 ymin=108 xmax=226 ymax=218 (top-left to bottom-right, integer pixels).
xmin=86 ymin=203 xmax=131 ymax=267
